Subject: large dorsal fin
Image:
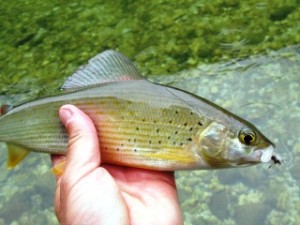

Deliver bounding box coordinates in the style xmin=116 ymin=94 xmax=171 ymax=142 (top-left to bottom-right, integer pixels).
xmin=61 ymin=50 xmax=143 ymax=90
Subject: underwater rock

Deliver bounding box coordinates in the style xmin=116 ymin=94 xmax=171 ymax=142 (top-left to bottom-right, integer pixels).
xmin=209 ymin=190 xmax=230 ymax=220
xmin=0 ymin=174 xmax=54 ymax=224
xmin=290 ymin=158 xmax=300 ymax=180
xmin=0 ymin=190 xmax=32 ymax=224
xmin=234 ymin=203 xmax=271 ymax=225
xmin=237 ymin=168 xmax=266 ymax=187
xmin=217 ymin=168 xmax=265 ymax=187
xmin=290 ymin=165 xmax=300 ymax=180
xmin=217 ymin=169 xmax=240 ymax=185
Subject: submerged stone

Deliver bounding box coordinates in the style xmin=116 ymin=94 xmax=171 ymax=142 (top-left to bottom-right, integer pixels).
xmin=209 ymin=190 xmax=230 ymax=220
xmin=235 ymin=203 xmax=271 ymax=225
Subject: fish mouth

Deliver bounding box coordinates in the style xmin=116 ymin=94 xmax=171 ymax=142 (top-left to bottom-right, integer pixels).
xmin=241 ymin=145 xmax=276 ymax=164
xmin=255 ymin=145 xmax=282 ymax=166
xmin=259 ymin=145 xmax=274 ymax=162
xmin=255 ymin=145 xmax=282 ymax=164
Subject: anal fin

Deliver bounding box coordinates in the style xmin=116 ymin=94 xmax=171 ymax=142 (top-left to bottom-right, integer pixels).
xmin=7 ymin=143 xmax=31 ymax=169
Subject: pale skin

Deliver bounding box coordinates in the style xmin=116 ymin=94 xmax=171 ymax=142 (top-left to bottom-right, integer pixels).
xmin=51 ymin=105 xmax=183 ymax=225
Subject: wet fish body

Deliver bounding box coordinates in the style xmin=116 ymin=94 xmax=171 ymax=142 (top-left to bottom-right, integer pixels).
xmin=0 ymin=50 xmax=278 ymax=170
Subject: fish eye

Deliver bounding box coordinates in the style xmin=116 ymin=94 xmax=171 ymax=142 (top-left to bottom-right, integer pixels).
xmin=239 ymin=128 xmax=256 ymax=145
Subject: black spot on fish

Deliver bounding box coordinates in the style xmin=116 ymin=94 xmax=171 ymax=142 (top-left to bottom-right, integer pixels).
xmin=167 ymin=136 xmax=171 ymax=139
xmin=190 ymin=112 xmax=194 ymax=115
xmin=175 ymin=110 xmax=178 ymax=114
xmin=169 ymin=120 xmax=172 ymax=124
xmin=121 ymin=116 xmax=125 ymax=119
xmin=134 ymin=149 xmax=137 ymax=152
xmin=136 ymin=127 xmax=139 ymax=131
xmin=154 ymin=120 xmax=157 ymax=123
xmin=173 ymin=141 xmax=176 ymax=145
xmin=180 ymin=143 xmax=183 ymax=146
xmin=128 ymin=139 xmax=131 ymax=142
xmin=134 ymin=138 xmax=136 ymax=143
xmin=198 ymin=121 xmax=203 ymax=126
xmin=175 ymin=131 xmax=178 ymax=134
xmin=158 ymin=140 xmax=162 ymax=144
xmin=156 ymin=128 xmax=160 ymax=133
xmin=187 ymin=137 xmax=192 ymax=141
xmin=121 ymin=143 xmax=124 ymax=146
xmin=117 ymin=148 xmax=119 ymax=151
xmin=149 ymin=140 xmax=152 ymax=144
xmin=184 ymin=123 xmax=187 ymax=126
xmin=105 ymin=147 xmax=108 ymax=150
xmin=142 ymin=118 xmax=145 ymax=122
xmin=189 ymin=127 xmax=193 ymax=132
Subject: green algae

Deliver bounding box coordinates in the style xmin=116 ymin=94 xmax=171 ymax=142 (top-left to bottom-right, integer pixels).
xmin=0 ymin=1 xmax=300 ymax=98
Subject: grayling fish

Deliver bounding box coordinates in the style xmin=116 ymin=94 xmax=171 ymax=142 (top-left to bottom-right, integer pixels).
xmin=0 ymin=50 xmax=280 ymax=170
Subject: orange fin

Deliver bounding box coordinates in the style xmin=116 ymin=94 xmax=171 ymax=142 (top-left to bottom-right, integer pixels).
xmin=7 ymin=143 xmax=31 ymax=169
xmin=51 ymin=158 xmax=66 ymax=176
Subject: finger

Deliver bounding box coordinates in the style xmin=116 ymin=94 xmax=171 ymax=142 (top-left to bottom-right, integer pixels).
xmin=54 ymin=178 xmax=62 ymax=219
xmin=104 ymin=164 xmax=176 ymax=187
xmin=59 ymin=104 xmax=100 ymax=179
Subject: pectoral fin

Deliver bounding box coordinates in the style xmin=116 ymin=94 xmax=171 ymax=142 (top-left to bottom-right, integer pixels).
xmin=7 ymin=144 xmax=31 ymax=169
xmin=51 ymin=158 xmax=66 ymax=176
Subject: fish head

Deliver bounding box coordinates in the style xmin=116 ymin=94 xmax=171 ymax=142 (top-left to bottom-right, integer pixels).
xmin=195 ymin=121 xmax=277 ymax=168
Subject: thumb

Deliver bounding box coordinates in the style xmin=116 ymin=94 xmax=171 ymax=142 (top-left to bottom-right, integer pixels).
xmin=59 ymin=104 xmax=100 ymax=178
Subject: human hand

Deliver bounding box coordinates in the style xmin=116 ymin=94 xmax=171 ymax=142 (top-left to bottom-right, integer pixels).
xmin=51 ymin=105 xmax=183 ymax=225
